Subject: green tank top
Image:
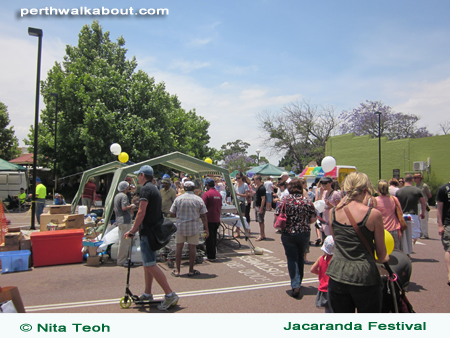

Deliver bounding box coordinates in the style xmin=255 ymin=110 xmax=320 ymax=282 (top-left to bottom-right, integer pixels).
xmin=326 ymin=208 xmax=381 ymax=286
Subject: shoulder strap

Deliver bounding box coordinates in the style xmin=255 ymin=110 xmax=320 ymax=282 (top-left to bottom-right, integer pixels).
xmin=343 ymin=206 xmax=375 ymax=260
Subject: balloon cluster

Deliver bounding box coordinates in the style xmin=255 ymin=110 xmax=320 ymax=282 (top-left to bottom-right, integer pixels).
xmin=110 ymin=143 xmax=129 ymax=163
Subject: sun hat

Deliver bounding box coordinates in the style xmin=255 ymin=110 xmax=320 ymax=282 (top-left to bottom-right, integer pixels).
xmin=413 ymin=173 xmax=423 ymax=179
xmin=134 ymin=165 xmax=154 ymax=176
xmin=321 ymin=235 xmax=335 ymax=255
xmin=183 ymin=181 xmax=195 ymax=187
xmin=118 ymin=181 xmax=130 ymax=192
xmin=279 ymin=172 xmax=289 ymax=178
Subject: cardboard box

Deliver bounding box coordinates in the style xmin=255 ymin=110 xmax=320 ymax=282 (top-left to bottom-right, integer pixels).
xmin=40 ymin=214 xmax=69 ymax=231
xmin=19 ymin=239 xmax=33 ymax=268
xmin=0 ymin=244 xmax=20 ymax=252
xmin=8 ymin=227 xmax=22 ymax=233
xmin=48 ymin=205 xmax=72 ymax=214
xmin=5 ymin=232 xmax=23 ymax=246
xmin=86 ymin=256 xmax=101 ymax=266
xmin=87 ymin=246 xmax=98 ymax=256
xmin=63 ymin=214 xmax=86 ymax=230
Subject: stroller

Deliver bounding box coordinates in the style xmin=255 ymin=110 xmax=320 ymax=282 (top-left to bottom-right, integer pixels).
xmin=380 ymin=249 xmax=415 ymax=313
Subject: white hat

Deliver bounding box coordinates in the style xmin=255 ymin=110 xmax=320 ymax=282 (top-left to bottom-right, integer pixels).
xmin=183 ymin=181 xmax=195 ymax=187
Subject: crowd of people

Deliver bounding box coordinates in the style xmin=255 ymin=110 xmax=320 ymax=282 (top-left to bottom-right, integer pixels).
xmin=87 ymin=164 xmax=448 ymax=313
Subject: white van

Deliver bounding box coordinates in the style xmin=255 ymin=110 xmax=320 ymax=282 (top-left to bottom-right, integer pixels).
xmin=0 ymin=171 xmax=28 ymax=199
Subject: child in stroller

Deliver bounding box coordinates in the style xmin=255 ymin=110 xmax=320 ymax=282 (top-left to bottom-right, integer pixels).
xmin=380 ymin=249 xmax=414 ymax=313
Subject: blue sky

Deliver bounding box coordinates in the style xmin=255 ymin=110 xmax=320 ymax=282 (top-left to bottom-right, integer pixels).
xmin=2 ymin=1 xmax=450 ymax=164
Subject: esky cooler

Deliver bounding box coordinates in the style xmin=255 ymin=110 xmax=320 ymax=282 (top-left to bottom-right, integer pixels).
xmin=30 ymin=229 xmax=84 ymax=267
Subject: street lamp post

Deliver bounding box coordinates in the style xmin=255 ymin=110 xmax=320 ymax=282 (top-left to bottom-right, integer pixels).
xmin=256 ymin=149 xmax=261 ymax=166
xmin=374 ymin=111 xmax=382 ymax=180
xmin=50 ymin=93 xmax=58 ymax=193
xmin=28 ymin=27 xmax=43 ymax=230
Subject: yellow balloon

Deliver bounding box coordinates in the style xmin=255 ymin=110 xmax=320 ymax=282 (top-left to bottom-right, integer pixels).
xmin=204 ymin=158 xmax=212 ymax=164
xmin=374 ymin=229 xmax=394 ymax=260
xmin=118 ymin=152 xmax=129 ymax=163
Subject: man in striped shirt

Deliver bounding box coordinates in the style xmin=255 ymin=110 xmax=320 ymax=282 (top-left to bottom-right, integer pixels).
xmin=170 ymin=181 xmax=209 ymax=276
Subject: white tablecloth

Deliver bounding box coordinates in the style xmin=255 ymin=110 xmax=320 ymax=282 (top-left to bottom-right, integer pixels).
xmin=220 ymin=214 xmax=250 ymax=229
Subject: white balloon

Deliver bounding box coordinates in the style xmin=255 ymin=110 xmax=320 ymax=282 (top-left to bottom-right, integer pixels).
xmin=321 ymin=156 xmax=336 ymax=173
xmin=110 ymin=143 xmax=122 ymax=155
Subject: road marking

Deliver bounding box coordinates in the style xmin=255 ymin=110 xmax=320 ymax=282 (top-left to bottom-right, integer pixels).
xmin=25 ymin=277 xmax=319 ymax=312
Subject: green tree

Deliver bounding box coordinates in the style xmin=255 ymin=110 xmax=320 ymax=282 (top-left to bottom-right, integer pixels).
xmin=0 ymin=102 xmax=21 ymax=161
xmin=220 ymin=139 xmax=250 ymax=157
xmin=257 ymin=99 xmax=339 ymax=170
xmin=25 ymin=21 xmax=211 ymax=177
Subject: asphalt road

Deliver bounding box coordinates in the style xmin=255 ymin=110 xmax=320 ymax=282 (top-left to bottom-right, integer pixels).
xmin=3 ymin=208 xmax=450 ymax=313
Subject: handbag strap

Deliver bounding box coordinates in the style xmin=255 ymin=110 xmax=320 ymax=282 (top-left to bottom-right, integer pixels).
xmin=280 ymin=196 xmax=287 ymax=214
xmin=343 ymin=206 xmax=375 ymax=260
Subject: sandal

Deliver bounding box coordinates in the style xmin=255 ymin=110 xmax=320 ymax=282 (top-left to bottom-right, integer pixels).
xmin=255 ymin=237 xmax=266 ymax=241
xmin=171 ymin=270 xmax=180 ymax=277
xmin=315 ymin=239 xmax=322 ymax=246
xmin=188 ymin=270 xmax=201 ymax=276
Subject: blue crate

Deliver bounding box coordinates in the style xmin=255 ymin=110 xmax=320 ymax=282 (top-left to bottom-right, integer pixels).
xmin=0 ymin=250 xmax=31 ymax=273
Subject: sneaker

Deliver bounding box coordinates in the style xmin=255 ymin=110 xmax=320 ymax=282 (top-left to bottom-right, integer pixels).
xmin=157 ymin=292 xmax=179 ymax=310
xmin=138 ymin=293 xmax=153 ymax=302
xmin=292 ymin=288 xmax=300 ymax=298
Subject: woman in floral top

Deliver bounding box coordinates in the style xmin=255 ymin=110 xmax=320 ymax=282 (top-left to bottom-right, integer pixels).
xmin=275 ymin=178 xmax=317 ymax=298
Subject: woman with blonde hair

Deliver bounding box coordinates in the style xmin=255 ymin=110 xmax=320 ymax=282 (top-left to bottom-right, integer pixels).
xmin=326 ymin=172 xmax=389 ymax=313
xmin=375 ymin=180 xmax=402 ymax=250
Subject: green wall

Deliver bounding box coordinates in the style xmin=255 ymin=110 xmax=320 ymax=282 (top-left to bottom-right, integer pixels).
xmin=325 ymin=133 xmax=450 ymax=185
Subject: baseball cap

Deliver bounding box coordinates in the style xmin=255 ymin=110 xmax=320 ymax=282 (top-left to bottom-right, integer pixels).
xmin=183 ymin=181 xmax=195 ymax=187
xmin=36 ymin=177 xmax=41 ymax=183
xmin=134 ymin=165 xmax=154 ymax=176
xmin=205 ymin=178 xmax=215 ymax=187
xmin=162 ymin=178 xmax=171 ymax=184
xmin=162 ymin=174 xmax=170 ymax=179
xmin=321 ymin=235 xmax=335 ymax=255
xmin=55 ymin=193 xmax=60 ymax=197
xmin=269 ymin=175 xmax=274 ymax=179
xmin=125 ymin=177 xmax=132 ymax=182
xmin=413 ymin=173 xmax=423 ymax=179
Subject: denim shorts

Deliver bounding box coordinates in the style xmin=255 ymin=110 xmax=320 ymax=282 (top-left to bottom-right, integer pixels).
xmin=139 ymin=235 xmax=157 ymax=267
xmin=266 ymin=192 xmax=273 ymax=203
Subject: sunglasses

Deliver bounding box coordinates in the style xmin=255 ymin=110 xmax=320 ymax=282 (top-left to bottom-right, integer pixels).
xmin=399 ymin=181 xmax=404 ymax=183
xmin=236 ymin=176 xmax=241 ymax=179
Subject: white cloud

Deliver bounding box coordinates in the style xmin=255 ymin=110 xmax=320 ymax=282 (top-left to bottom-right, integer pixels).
xmin=168 ymin=60 xmax=211 ymax=73
xmin=186 ymin=38 xmax=212 ymax=47
xmin=392 ymin=78 xmax=450 ymax=133
xmin=0 ymin=33 xmax=65 ymax=145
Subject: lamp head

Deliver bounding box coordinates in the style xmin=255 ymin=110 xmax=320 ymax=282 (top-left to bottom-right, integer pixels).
xmin=28 ymin=27 xmax=43 ymax=37
xmin=256 ymin=149 xmax=261 ymax=155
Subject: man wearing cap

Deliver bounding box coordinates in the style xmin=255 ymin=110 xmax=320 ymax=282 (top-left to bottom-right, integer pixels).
xmin=114 ymin=181 xmax=135 ymax=266
xmin=124 ymin=165 xmax=179 ymax=310
xmin=279 ymin=172 xmax=292 ymax=185
xmin=396 ymin=174 xmax=426 ymax=253
xmin=82 ymin=177 xmax=97 ymax=214
xmin=31 ymin=178 xmax=46 ymax=224
xmin=413 ymin=173 xmax=432 ymax=239
xmin=160 ymin=177 xmax=176 ymax=217
xmin=170 ymin=180 xmax=209 ymax=276
xmin=264 ymin=176 xmax=274 ymax=211
xmin=202 ymin=178 xmax=223 ymax=261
